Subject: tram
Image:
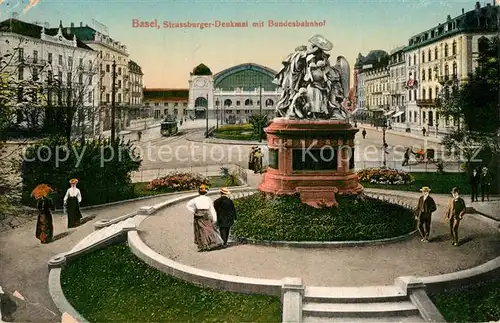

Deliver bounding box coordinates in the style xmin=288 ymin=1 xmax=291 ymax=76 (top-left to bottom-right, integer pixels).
xmin=160 ymin=116 xmax=179 ymax=136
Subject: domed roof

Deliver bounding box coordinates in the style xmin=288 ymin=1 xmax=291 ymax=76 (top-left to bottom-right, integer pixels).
xmin=192 ymin=63 xmax=212 ymax=76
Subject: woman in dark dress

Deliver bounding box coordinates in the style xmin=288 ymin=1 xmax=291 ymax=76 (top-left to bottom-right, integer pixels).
xmin=64 ymin=178 xmax=82 ymax=228
xmin=32 ymin=184 xmax=55 ymax=244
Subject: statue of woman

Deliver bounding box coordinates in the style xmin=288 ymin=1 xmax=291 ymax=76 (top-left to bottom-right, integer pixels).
xmin=306 ymin=60 xmax=329 ymax=118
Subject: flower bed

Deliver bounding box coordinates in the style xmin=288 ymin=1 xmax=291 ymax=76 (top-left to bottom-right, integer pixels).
xmin=232 ymin=192 xmax=415 ymax=242
xmin=146 ymin=172 xmax=210 ymax=192
xmin=357 ymin=168 xmax=414 ymax=185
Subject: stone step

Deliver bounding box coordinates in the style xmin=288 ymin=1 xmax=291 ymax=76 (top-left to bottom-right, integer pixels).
xmin=302 ymin=301 xmax=420 ymax=318
xmin=302 ymin=314 xmax=425 ymax=322
xmin=304 ymin=286 xmax=407 ymax=303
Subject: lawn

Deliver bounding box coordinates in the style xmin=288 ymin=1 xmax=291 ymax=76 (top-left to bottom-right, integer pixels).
xmin=232 ymin=192 xmax=415 ymax=241
xmin=361 ymin=172 xmax=476 ymax=195
xmin=61 ymin=244 xmax=282 ymax=323
xmin=214 ymin=124 xmax=259 ymax=141
xmin=430 ymin=280 xmax=500 ymax=323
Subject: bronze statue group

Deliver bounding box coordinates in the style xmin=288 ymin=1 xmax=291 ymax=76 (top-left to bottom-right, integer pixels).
xmin=415 ymin=166 xmax=493 ymax=246
xmin=186 ymin=185 xmax=237 ymax=252
xmin=32 ymin=178 xmax=83 ymax=244
xmin=248 ymin=146 xmax=263 ymax=174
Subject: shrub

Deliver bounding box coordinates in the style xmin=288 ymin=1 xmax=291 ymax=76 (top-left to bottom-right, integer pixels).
xmin=220 ymin=167 xmax=239 ymax=186
xmin=20 ymin=136 xmax=141 ymax=208
xmin=357 ymin=168 xmax=414 ymax=185
xmin=146 ymin=172 xmax=210 ymax=191
xmin=232 ymin=192 xmax=415 ymax=241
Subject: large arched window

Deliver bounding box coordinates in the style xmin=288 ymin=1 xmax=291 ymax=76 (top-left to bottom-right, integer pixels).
xmin=194 ymin=97 xmax=207 ymax=107
xmin=244 ymin=99 xmax=253 ymax=106
xmin=224 ymin=99 xmax=232 ymax=106
xmin=265 ymin=99 xmax=274 ymax=107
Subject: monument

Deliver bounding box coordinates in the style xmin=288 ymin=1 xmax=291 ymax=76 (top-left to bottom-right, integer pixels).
xmin=258 ymin=35 xmax=363 ymax=208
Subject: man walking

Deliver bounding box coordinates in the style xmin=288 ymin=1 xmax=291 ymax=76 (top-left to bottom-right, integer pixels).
xmin=402 ymin=147 xmax=412 ymax=166
xmin=415 ymin=186 xmax=437 ymax=242
xmin=480 ymin=166 xmax=493 ymax=202
xmin=422 ymin=127 xmax=426 ymax=136
xmin=469 ymin=167 xmax=479 ymax=202
xmin=445 ymin=187 xmax=466 ymax=246
xmin=361 ymin=128 xmax=367 ymax=139
xmin=213 ymin=187 xmax=237 ymax=247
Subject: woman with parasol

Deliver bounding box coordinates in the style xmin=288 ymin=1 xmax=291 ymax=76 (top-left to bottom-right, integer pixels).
xmin=32 ymin=184 xmax=55 ymax=244
xmin=64 ymin=178 xmax=82 ymax=228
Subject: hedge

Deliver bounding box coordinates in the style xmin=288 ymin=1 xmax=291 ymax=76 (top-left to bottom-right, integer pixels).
xmin=232 ymin=192 xmax=415 ymax=241
xmin=20 ymin=136 xmax=141 ymax=208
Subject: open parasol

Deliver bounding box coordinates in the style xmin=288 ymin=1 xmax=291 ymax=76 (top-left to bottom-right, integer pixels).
xmin=31 ymin=184 xmax=54 ymax=199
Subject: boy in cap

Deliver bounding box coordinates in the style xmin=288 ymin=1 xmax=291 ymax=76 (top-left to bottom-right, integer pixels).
xmin=213 ymin=187 xmax=237 ymax=246
xmin=445 ymin=187 xmax=467 ymax=246
xmin=415 ymin=186 xmax=437 ymax=242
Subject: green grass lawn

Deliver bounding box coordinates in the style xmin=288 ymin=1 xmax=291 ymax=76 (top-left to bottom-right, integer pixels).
xmin=132 ymin=175 xmax=240 ymax=198
xmin=61 ymin=244 xmax=282 ymax=323
xmin=214 ymin=124 xmax=260 ymax=141
xmin=430 ymin=280 xmax=500 ymax=323
xmin=361 ymin=172 xmax=475 ymax=195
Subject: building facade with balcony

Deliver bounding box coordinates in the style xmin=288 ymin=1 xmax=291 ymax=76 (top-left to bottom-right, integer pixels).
xmin=363 ymin=66 xmax=390 ymax=114
xmin=403 ymin=1 xmax=498 ymax=135
xmin=0 ymin=19 xmax=99 ymax=134
xmin=188 ymin=63 xmax=281 ymax=123
xmin=127 ymin=59 xmax=144 ymax=117
xmin=388 ymin=46 xmax=407 ymax=128
xmin=67 ymin=22 xmax=130 ymax=132
xmin=143 ymin=88 xmax=189 ymax=120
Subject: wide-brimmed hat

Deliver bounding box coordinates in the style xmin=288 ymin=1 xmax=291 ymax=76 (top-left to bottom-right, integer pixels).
xmin=199 ymin=184 xmax=209 ymax=193
xmin=451 ymin=187 xmax=460 ymax=194
xmin=420 ymin=187 xmax=431 ymax=192
xmin=220 ymin=187 xmax=230 ymax=195
xmin=69 ymin=178 xmax=78 ymax=184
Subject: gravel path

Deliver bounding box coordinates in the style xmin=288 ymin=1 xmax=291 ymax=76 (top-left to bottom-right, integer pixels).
xmin=139 ymin=192 xmax=500 ymax=287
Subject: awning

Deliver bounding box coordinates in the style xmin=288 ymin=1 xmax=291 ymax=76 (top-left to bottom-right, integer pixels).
xmin=384 ymin=110 xmax=396 ymax=116
xmin=392 ymin=111 xmax=404 ymax=118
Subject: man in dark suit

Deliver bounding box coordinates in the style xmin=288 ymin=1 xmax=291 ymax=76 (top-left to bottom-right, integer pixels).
xmin=469 ymin=168 xmax=480 ymax=202
xmin=213 ymin=187 xmax=237 ymax=246
xmin=480 ymin=166 xmax=493 ymax=202
xmin=445 ymin=187 xmax=467 ymax=246
xmin=415 ymin=186 xmax=437 ymax=242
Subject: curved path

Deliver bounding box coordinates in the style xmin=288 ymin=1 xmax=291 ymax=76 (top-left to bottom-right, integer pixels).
xmin=139 ymin=192 xmax=500 ymax=287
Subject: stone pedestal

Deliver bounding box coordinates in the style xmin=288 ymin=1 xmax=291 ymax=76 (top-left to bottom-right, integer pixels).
xmin=259 ymin=118 xmax=363 ymax=208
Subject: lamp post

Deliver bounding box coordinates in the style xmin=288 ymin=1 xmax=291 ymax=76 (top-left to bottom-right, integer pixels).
xmin=216 ymin=99 xmax=219 ymax=129
xmin=382 ymin=117 xmax=388 ymax=168
xmin=205 ymin=93 xmax=209 ymax=138
xmin=111 ymin=60 xmax=116 ymax=142
xmin=259 ymin=83 xmax=263 ymax=143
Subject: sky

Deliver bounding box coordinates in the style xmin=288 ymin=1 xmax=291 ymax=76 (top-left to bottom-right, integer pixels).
xmin=0 ymin=0 xmax=491 ymax=88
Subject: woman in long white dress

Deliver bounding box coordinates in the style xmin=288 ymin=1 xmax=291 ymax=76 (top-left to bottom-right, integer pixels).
xmin=186 ymin=184 xmax=223 ymax=252
xmin=64 ymin=178 xmax=82 ymax=228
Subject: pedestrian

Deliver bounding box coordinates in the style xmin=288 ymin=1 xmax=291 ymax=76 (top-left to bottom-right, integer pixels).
xmin=469 ymin=167 xmax=480 ymax=202
xmin=248 ymin=146 xmax=256 ymax=170
xmin=422 ymin=127 xmax=426 ymax=136
xmin=254 ymin=148 xmax=263 ymax=173
xmin=480 ymin=166 xmax=493 ymax=201
xmin=186 ymin=184 xmax=223 ymax=252
xmin=63 ymin=178 xmax=82 ymax=228
xmin=31 ymin=184 xmax=55 ymax=244
xmin=402 ymin=147 xmax=411 ymax=166
xmin=213 ymin=187 xmax=237 ymax=247
xmin=415 ymin=186 xmax=437 ymax=242
xmin=137 ymin=130 xmax=142 ymax=141
xmin=445 ymin=187 xmax=466 ymax=246
xmin=362 ymin=128 xmax=367 ymax=139
xmin=180 ymin=119 xmax=183 ymax=126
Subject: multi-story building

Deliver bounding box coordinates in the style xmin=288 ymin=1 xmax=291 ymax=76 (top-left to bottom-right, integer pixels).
xmin=127 ymin=60 xmax=144 ymax=118
xmin=402 ymin=1 xmax=498 ymax=135
xmin=0 ymin=19 xmax=99 ymax=135
xmin=388 ymin=46 xmax=406 ymax=129
xmin=67 ymin=22 xmax=130 ymax=131
xmin=364 ymin=65 xmax=390 ymax=116
xmin=143 ymin=88 xmax=189 ymax=120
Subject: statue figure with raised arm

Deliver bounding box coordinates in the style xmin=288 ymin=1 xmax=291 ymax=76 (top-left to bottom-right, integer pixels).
xmin=273 ymin=35 xmax=351 ymax=120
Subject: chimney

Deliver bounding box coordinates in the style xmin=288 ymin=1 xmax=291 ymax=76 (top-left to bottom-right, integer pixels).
xmin=80 ymin=22 xmax=83 ymax=27
xmin=462 ymin=8 xmax=464 ymax=14
xmin=475 ymin=1 xmax=480 ymax=9
xmin=70 ymin=22 xmax=74 ymax=28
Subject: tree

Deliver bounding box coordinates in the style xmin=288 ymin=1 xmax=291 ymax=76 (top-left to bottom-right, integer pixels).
xmin=436 ymin=36 xmax=500 ymax=170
